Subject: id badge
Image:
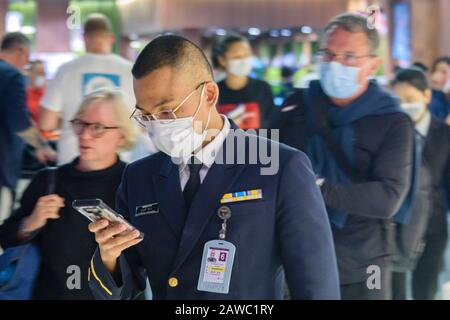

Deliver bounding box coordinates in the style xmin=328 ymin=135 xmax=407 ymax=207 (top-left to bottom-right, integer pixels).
xmin=197 ymin=239 xmax=236 ymax=294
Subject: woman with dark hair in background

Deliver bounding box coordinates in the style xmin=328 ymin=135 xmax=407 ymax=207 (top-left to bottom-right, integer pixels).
xmin=392 ymin=68 xmax=450 ymax=300
xmin=214 ymin=33 xmax=275 ymax=129
xmin=429 ymin=56 xmax=450 ymax=123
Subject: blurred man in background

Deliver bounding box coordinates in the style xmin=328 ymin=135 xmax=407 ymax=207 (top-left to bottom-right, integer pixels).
xmin=39 ymin=13 xmax=153 ymax=165
xmin=273 ymin=13 xmax=414 ymax=300
xmin=0 ymin=32 xmax=55 ymax=223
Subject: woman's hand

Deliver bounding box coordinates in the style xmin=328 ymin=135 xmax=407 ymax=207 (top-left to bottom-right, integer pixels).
xmin=21 ymin=194 xmax=65 ymax=234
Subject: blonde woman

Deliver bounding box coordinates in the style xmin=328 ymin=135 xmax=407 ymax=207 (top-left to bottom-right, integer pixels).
xmin=0 ymin=88 xmax=137 ymax=299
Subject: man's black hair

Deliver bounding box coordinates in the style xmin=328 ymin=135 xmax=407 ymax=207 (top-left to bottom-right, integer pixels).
xmin=132 ymin=35 xmax=213 ymax=80
xmin=1 ymin=32 xmax=30 ymax=51
xmin=392 ymin=67 xmax=429 ymax=92
xmin=411 ymin=61 xmax=429 ymax=73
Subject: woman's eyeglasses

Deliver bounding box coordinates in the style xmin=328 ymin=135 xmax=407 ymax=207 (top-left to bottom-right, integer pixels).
xmin=70 ymin=119 xmax=119 ymax=138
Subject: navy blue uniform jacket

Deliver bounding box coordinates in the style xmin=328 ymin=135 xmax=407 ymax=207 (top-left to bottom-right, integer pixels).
xmin=89 ymin=125 xmax=340 ymax=300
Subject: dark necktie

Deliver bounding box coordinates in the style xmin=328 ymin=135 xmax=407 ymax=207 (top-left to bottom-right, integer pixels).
xmin=183 ymin=157 xmax=203 ymax=211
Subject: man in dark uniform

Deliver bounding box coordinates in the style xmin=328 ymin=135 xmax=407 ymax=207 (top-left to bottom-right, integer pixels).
xmin=271 ymin=13 xmax=414 ymax=300
xmin=87 ymin=35 xmax=340 ymax=300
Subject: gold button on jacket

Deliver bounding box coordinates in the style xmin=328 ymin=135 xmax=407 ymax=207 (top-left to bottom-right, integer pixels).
xmin=168 ymin=277 xmax=178 ymax=287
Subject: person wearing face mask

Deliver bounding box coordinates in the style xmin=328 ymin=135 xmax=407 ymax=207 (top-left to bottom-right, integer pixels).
xmin=86 ymin=35 xmax=340 ymax=300
xmin=392 ymin=68 xmax=450 ymax=300
xmin=22 ymin=60 xmax=58 ymax=176
xmin=429 ymin=56 xmax=450 ymax=124
xmin=388 ymin=68 xmax=434 ymax=300
xmin=214 ymin=33 xmax=275 ymax=129
xmin=271 ymin=13 xmax=415 ymax=300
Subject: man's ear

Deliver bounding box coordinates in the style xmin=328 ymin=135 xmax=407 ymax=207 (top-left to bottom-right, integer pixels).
xmin=359 ymin=56 xmax=381 ymax=84
xmin=424 ymin=89 xmax=433 ymax=105
xmin=108 ymin=32 xmax=116 ymax=45
xmin=369 ymin=56 xmax=382 ymax=75
xmin=205 ymin=82 xmax=219 ymax=107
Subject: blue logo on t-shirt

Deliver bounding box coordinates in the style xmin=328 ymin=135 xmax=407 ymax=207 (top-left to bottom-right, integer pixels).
xmin=82 ymin=73 xmax=121 ymax=96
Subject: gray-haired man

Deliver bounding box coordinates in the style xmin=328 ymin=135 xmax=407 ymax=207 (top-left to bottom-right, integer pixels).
xmin=273 ymin=13 xmax=415 ymax=299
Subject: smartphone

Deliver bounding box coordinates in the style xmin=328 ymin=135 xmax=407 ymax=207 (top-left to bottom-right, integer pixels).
xmin=72 ymin=199 xmax=144 ymax=239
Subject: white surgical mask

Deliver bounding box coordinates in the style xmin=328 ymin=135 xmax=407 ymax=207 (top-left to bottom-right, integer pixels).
xmin=227 ymin=57 xmax=253 ymax=77
xmin=401 ymin=102 xmax=427 ymax=122
xmin=319 ymin=61 xmax=363 ymax=99
xmin=146 ymin=85 xmax=211 ymax=159
xmin=34 ymin=75 xmax=46 ymax=88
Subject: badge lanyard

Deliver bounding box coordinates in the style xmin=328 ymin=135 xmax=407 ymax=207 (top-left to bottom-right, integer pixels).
xmin=197 ymin=206 xmax=236 ymax=294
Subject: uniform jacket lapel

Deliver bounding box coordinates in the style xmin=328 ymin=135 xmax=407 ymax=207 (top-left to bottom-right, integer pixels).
xmin=171 ymin=123 xmax=246 ymax=273
xmin=152 ymin=154 xmax=187 ymax=240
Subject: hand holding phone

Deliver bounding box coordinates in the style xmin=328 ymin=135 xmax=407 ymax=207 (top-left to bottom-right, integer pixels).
xmin=72 ymin=199 xmax=144 ymax=239
xmin=73 ymin=199 xmax=144 ymax=274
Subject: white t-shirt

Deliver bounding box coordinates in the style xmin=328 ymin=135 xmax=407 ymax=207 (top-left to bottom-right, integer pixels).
xmin=41 ymin=53 xmax=155 ymax=164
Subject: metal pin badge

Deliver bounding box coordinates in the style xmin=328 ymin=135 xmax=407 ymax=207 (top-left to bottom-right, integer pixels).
xmin=217 ymin=206 xmax=232 ymax=240
xmin=218 ymin=206 xmax=231 ymax=220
